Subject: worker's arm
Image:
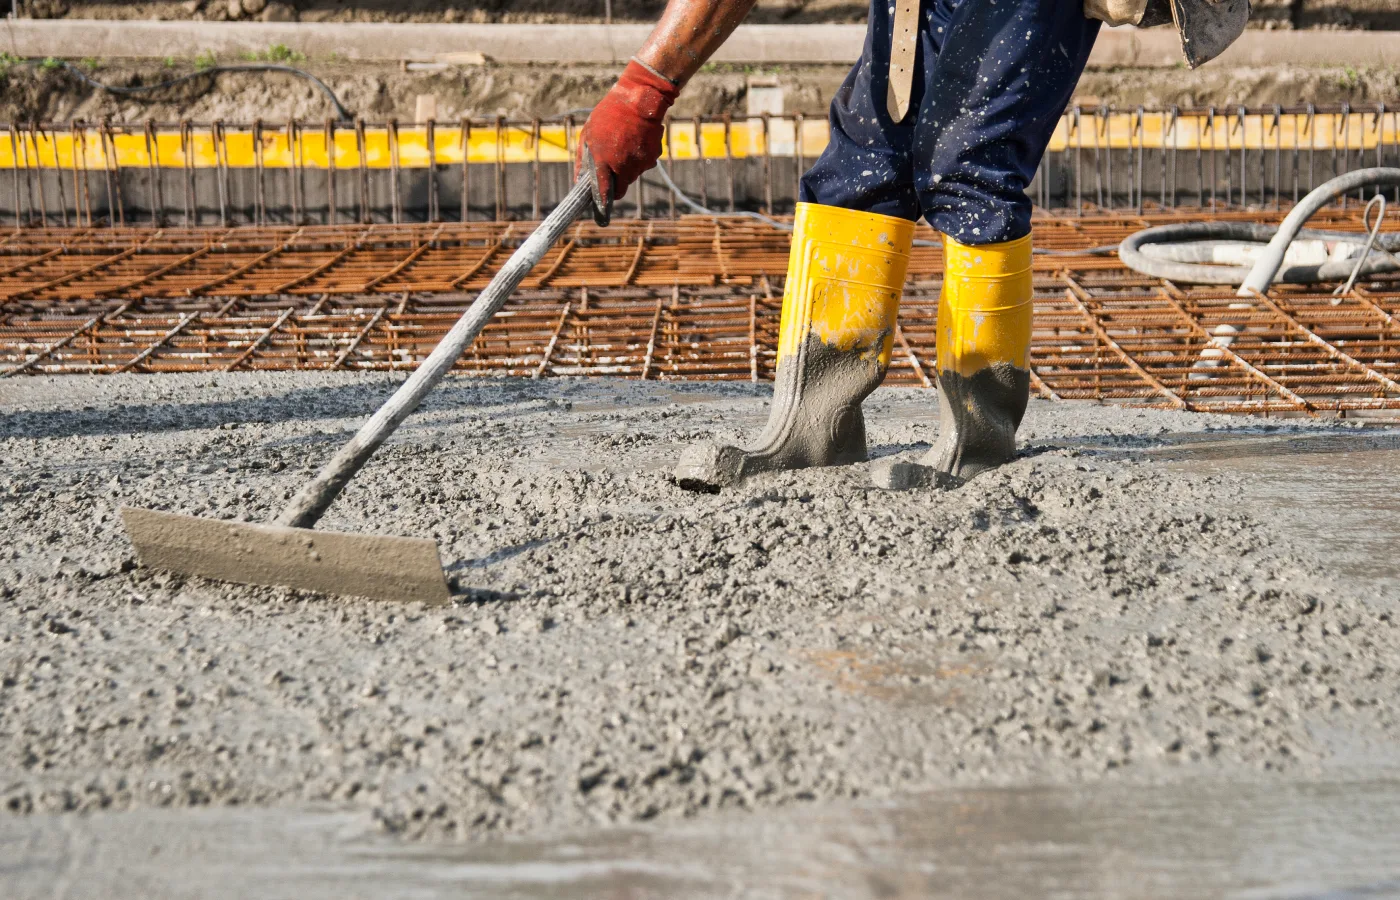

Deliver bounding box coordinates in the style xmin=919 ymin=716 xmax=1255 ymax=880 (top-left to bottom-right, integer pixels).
xmin=578 ymin=0 xmax=759 ymax=223
xmin=633 ymin=0 xmax=759 ymax=86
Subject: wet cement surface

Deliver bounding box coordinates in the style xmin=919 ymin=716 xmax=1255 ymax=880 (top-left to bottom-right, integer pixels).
xmin=6 ymin=776 xmax=1400 ymax=898
xmin=1153 ymin=430 xmax=1400 ymax=595
xmin=2 ymin=374 xmax=1399 ymax=894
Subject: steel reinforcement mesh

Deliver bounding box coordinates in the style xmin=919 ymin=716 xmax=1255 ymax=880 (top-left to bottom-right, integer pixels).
xmin=2 ymin=211 xmax=1399 ymax=417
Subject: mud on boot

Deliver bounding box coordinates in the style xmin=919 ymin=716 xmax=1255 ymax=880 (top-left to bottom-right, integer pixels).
xmin=874 ymin=233 xmax=1033 ymax=490
xmin=675 ymin=203 xmax=914 ymax=491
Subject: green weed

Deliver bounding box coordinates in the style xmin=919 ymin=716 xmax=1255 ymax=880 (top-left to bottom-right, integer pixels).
xmin=195 ymin=50 xmax=217 ymax=71
xmin=263 ymin=43 xmax=305 ymax=64
xmin=240 ymin=44 xmax=306 ymax=64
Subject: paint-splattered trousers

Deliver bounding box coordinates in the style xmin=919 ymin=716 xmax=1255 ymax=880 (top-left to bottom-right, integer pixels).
xmin=799 ymin=0 xmax=1101 ymax=245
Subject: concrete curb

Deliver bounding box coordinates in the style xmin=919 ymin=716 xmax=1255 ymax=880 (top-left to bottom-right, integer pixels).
xmin=1 ymin=19 xmax=1396 ymax=68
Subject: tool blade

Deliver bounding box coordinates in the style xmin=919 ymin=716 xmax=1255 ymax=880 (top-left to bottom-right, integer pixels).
xmin=121 ymin=507 xmax=451 ymax=605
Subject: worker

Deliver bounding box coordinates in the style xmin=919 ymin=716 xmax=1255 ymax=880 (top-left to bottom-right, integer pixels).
xmin=577 ymin=0 xmax=1249 ymax=490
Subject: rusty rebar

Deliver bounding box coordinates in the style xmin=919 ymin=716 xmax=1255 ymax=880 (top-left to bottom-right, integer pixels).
xmin=1 ymin=212 xmax=1397 ymax=417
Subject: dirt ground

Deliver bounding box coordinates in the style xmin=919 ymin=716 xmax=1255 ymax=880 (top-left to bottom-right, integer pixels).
xmin=2 ymin=58 xmax=1397 ymax=124
xmin=1 ymin=373 xmax=1397 ymax=841
xmin=16 ymin=0 xmax=1400 ymax=29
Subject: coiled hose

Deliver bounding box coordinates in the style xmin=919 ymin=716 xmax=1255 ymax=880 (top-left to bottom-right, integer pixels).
xmin=1118 ymin=168 xmax=1400 ymax=294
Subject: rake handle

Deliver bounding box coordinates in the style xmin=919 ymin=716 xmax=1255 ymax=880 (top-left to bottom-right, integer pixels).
xmin=275 ymin=178 xmax=594 ymax=529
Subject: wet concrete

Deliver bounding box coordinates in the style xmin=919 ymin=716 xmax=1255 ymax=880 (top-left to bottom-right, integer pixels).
xmin=1152 ymin=430 xmax=1400 ymax=594
xmin=2 ymin=375 xmax=1399 ymax=878
xmin=5 ymin=777 xmax=1400 ymax=898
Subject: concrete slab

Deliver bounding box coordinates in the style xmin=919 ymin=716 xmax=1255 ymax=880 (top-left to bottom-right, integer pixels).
xmin=2 ymin=372 xmax=1399 ymax=845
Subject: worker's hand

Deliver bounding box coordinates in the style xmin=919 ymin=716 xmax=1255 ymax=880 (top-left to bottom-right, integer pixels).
xmin=577 ymin=58 xmax=681 ymax=226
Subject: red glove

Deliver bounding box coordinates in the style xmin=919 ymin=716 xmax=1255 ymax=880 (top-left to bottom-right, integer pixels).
xmin=578 ymin=59 xmax=681 ymax=225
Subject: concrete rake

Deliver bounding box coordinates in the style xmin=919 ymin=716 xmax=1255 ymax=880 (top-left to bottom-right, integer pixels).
xmin=121 ymin=179 xmax=595 ymax=604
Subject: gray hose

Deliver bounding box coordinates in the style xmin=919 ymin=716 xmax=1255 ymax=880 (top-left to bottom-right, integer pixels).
xmin=650 ymin=161 xmax=800 ymax=233
xmin=1118 ymin=168 xmax=1400 ymax=290
xmin=1238 ymin=168 xmax=1400 ymax=295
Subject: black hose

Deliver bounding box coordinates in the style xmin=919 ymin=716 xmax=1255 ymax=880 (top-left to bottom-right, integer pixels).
xmin=23 ymin=59 xmax=355 ymax=121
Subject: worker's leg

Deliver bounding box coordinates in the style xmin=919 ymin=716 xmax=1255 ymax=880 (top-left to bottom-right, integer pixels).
xmin=794 ymin=0 xmax=933 ymax=219
xmin=915 ymin=0 xmax=1098 ymax=244
xmin=880 ymin=0 xmax=1099 ymax=488
xmin=674 ymin=0 xmax=928 ymax=491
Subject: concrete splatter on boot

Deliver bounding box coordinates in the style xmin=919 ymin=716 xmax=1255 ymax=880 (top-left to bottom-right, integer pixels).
xmin=872 ymin=233 xmax=1032 ymax=491
xmin=675 ymin=203 xmax=914 ymax=491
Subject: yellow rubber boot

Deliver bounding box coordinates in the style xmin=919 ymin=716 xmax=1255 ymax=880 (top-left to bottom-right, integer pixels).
xmin=676 ymin=203 xmax=915 ymax=490
xmin=873 ymin=233 xmax=1032 ymax=489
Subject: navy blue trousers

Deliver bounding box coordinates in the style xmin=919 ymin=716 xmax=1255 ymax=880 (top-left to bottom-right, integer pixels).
xmin=800 ymin=0 xmax=1100 ymax=244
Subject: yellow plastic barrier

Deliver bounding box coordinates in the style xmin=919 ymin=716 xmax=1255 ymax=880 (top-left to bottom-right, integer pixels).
xmin=3 ymin=112 xmax=1395 ymax=170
